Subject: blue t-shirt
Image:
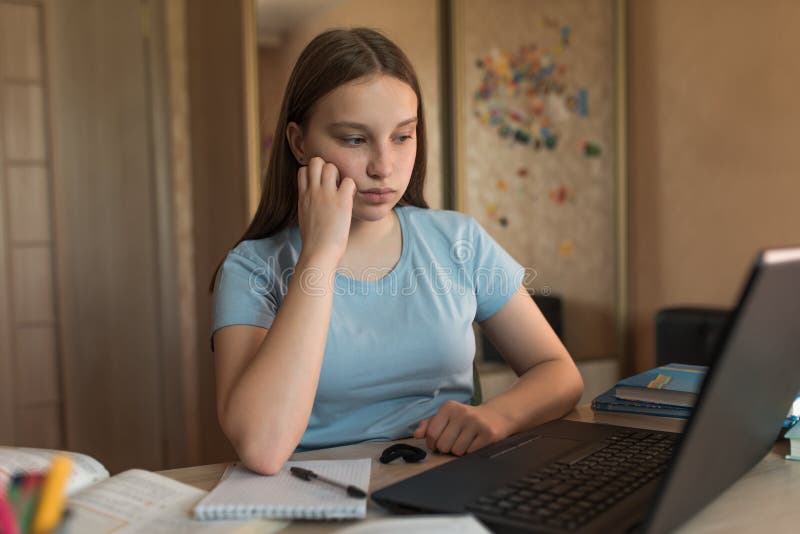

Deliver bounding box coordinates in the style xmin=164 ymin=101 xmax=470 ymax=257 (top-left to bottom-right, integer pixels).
xmin=212 ymin=206 xmax=526 ymax=451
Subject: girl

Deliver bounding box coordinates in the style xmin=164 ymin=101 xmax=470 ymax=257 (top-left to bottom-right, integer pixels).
xmin=212 ymin=28 xmax=583 ymax=475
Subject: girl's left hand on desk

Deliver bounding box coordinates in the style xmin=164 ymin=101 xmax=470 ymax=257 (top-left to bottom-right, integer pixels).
xmin=413 ymin=401 xmax=513 ymax=456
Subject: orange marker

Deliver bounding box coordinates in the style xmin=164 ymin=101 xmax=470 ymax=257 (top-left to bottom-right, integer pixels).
xmin=31 ymin=456 xmax=72 ymax=534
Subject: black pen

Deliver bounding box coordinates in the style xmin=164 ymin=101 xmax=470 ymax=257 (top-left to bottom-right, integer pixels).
xmin=289 ymin=466 xmax=368 ymax=498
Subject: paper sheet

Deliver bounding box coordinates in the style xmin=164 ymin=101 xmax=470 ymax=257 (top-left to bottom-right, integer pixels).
xmin=65 ymin=469 xmax=285 ymax=533
xmin=194 ymin=459 xmax=371 ymax=520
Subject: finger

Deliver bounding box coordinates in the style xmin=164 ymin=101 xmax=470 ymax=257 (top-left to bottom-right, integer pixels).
xmin=297 ymin=166 xmax=308 ymax=196
xmin=413 ymin=418 xmax=430 ymax=439
xmin=466 ymin=433 xmax=494 ymax=454
xmin=424 ymin=412 xmax=450 ymax=451
xmin=450 ymin=427 xmax=479 ymax=456
xmin=320 ymin=162 xmax=340 ymax=190
xmin=307 ymin=156 xmax=324 ymax=189
xmin=434 ymin=419 xmax=463 ymax=454
xmin=338 ymin=177 xmax=357 ymax=198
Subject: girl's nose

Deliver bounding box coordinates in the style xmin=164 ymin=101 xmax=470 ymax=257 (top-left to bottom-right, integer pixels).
xmin=367 ymin=144 xmax=392 ymax=179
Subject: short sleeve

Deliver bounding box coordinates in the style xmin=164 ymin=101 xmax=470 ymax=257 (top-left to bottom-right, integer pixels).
xmin=211 ymin=249 xmax=281 ymax=350
xmin=470 ymin=218 xmax=526 ymax=322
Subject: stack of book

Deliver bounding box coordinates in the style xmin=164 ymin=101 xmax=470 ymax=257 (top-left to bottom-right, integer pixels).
xmin=785 ymin=424 xmax=800 ymax=461
xmin=595 ymin=364 xmax=800 ymax=434
xmin=592 ymin=363 xmax=706 ymax=419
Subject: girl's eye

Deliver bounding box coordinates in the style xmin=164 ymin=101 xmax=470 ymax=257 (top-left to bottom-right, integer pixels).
xmin=396 ymin=135 xmax=414 ymax=143
xmin=343 ymin=137 xmax=365 ymax=146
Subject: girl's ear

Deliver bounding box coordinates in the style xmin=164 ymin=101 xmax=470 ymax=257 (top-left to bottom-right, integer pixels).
xmin=286 ymin=122 xmax=307 ymax=165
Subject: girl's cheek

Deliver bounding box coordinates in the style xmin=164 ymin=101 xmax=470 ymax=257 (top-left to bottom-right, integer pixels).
xmin=323 ymin=153 xmax=363 ymax=178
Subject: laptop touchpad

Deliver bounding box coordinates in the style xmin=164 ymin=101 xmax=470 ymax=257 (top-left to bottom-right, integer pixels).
xmin=372 ymin=436 xmax=587 ymax=513
xmin=480 ymin=434 xmax=582 ymax=458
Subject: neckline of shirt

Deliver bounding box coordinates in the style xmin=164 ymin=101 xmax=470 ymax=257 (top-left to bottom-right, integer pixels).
xmin=334 ymin=205 xmax=409 ymax=286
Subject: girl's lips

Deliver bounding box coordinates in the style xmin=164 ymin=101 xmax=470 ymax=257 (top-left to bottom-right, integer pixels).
xmin=359 ymin=190 xmax=394 ymax=204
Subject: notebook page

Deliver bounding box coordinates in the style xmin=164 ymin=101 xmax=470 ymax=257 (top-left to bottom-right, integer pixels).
xmin=194 ymin=459 xmax=371 ymax=520
xmin=66 ymin=469 xmax=281 ymax=533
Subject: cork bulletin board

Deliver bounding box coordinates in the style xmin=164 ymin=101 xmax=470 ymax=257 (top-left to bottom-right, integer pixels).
xmin=451 ymin=0 xmax=625 ymax=360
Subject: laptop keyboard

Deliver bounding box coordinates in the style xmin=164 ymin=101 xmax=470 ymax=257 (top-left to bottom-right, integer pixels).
xmin=466 ymin=429 xmax=679 ymax=531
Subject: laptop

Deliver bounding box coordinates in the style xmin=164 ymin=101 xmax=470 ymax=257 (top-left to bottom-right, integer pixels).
xmin=373 ymin=247 xmax=800 ymax=533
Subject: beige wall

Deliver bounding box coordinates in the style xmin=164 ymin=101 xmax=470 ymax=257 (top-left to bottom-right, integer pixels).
xmin=627 ymin=0 xmax=800 ymax=371
xmin=257 ymin=0 xmax=443 ymax=208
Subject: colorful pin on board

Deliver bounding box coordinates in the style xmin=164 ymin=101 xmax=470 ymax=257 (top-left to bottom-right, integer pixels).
xmin=584 ymin=142 xmax=602 ymax=157
xmin=462 ymin=8 xmax=617 ymax=343
xmin=549 ymin=185 xmax=573 ymax=205
xmin=472 ymin=26 xmax=591 ymax=150
xmin=577 ymin=88 xmax=589 ymax=116
xmin=497 ymin=179 xmax=509 ymax=191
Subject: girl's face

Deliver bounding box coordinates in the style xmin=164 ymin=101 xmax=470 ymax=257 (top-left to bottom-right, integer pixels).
xmin=287 ymin=74 xmax=418 ymax=223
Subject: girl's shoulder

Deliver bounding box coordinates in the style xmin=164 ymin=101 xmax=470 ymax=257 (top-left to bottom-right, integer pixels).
xmin=397 ymin=205 xmax=477 ymax=239
xmin=227 ymin=226 xmax=300 ymax=269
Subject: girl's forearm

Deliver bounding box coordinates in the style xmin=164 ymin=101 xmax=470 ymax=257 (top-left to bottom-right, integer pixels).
xmin=482 ymin=358 xmax=584 ymax=436
xmin=221 ymin=254 xmax=337 ymax=474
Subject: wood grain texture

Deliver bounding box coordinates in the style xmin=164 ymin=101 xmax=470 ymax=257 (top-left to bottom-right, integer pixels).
xmin=0 ymin=0 xmax=57 ymax=447
xmin=45 ymin=0 xmax=163 ymax=472
xmin=164 ymin=0 xmax=200 ymax=467
xmin=186 ymin=0 xmax=251 ymax=465
xmin=143 ymin=0 xmax=192 ymax=470
xmin=0 ymin=3 xmax=42 ymax=81
xmin=12 ymin=326 xmax=58 ymax=405
xmin=14 ymin=402 xmax=61 ymax=449
xmin=11 ymin=244 xmax=54 ymax=324
xmin=3 ymin=84 xmax=46 ymax=160
xmin=7 ymin=165 xmax=50 ymax=242
xmin=0 ymin=4 xmax=12 ymax=444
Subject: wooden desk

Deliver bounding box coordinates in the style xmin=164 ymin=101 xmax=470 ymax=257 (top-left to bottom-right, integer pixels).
xmin=159 ymin=405 xmax=800 ymax=533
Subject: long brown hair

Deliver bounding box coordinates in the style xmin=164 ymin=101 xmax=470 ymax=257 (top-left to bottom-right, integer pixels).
xmin=210 ymin=27 xmax=429 ymax=291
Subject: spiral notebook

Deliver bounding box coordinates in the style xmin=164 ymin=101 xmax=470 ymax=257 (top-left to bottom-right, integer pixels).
xmin=193 ymin=459 xmax=371 ymax=520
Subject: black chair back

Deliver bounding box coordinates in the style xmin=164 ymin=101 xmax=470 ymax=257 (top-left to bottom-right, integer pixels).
xmin=655 ymin=307 xmax=730 ymax=367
